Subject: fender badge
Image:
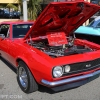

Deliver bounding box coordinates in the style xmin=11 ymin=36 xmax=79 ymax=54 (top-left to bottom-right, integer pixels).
xmin=86 ymin=64 xmax=91 ymax=67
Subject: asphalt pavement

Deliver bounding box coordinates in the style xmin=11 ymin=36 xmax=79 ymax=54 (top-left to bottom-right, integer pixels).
xmin=0 ymin=57 xmax=100 ymax=100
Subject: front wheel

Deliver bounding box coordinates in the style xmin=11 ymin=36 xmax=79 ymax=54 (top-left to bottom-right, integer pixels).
xmin=17 ymin=61 xmax=38 ymax=93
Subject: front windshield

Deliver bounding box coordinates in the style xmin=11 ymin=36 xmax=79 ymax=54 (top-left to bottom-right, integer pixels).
xmin=13 ymin=24 xmax=33 ymax=38
xmin=87 ymin=20 xmax=95 ymax=27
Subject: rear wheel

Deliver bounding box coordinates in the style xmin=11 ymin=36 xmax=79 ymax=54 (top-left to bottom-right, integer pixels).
xmin=17 ymin=61 xmax=38 ymax=93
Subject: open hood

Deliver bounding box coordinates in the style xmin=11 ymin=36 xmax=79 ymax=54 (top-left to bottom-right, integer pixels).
xmin=24 ymin=1 xmax=100 ymax=40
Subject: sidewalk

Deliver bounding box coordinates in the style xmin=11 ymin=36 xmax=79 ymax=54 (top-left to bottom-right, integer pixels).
xmin=0 ymin=19 xmax=20 ymax=22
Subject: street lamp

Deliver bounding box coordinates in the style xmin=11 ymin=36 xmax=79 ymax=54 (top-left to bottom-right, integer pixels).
xmin=22 ymin=0 xmax=28 ymax=21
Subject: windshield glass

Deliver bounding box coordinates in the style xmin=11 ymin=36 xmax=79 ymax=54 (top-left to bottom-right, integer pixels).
xmin=13 ymin=24 xmax=33 ymax=38
xmin=87 ymin=20 xmax=95 ymax=27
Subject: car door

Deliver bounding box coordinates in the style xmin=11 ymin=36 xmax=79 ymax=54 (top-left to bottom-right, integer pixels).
xmin=0 ymin=24 xmax=11 ymax=61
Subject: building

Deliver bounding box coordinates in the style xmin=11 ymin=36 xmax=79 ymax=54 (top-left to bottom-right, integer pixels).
xmin=0 ymin=0 xmax=19 ymax=4
xmin=0 ymin=0 xmax=19 ymax=10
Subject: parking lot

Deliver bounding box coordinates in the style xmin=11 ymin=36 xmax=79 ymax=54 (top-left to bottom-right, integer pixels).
xmin=0 ymin=57 xmax=100 ymax=100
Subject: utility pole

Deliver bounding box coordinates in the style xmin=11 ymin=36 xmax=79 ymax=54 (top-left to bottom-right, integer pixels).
xmin=22 ymin=0 xmax=28 ymax=21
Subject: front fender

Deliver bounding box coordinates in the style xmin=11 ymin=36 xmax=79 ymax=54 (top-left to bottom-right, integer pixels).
xmin=15 ymin=52 xmax=54 ymax=83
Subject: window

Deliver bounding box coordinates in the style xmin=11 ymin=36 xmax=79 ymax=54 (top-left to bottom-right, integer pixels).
xmin=91 ymin=0 xmax=98 ymax=4
xmin=96 ymin=21 xmax=100 ymax=28
xmin=0 ymin=24 xmax=10 ymax=37
xmin=12 ymin=24 xmax=33 ymax=38
xmin=87 ymin=20 xmax=95 ymax=27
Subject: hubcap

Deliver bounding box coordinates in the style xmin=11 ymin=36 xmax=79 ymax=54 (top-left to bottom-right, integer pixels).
xmin=18 ymin=67 xmax=28 ymax=89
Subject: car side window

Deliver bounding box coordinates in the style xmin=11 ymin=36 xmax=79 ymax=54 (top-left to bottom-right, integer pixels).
xmin=0 ymin=24 xmax=10 ymax=38
xmin=13 ymin=24 xmax=33 ymax=38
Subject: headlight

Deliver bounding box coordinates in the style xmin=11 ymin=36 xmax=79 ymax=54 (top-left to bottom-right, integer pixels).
xmin=64 ymin=65 xmax=71 ymax=73
xmin=53 ymin=66 xmax=63 ymax=78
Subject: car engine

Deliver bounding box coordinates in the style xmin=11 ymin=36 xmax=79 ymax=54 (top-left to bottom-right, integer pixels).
xmin=29 ymin=36 xmax=93 ymax=58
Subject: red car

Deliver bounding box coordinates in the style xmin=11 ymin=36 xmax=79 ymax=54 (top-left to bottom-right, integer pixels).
xmin=0 ymin=1 xmax=100 ymax=94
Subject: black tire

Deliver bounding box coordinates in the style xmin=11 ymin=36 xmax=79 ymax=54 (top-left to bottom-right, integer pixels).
xmin=17 ymin=61 xmax=38 ymax=93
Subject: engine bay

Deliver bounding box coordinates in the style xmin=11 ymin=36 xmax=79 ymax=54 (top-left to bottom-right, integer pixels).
xmin=28 ymin=35 xmax=93 ymax=58
xmin=24 ymin=1 xmax=100 ymax=58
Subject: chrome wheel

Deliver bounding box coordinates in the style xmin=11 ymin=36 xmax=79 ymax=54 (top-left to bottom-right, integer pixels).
xmin=19 ymin=67 xmax=28 ymax=89
xmin=17 ymin=61 xmax=38 ymax=93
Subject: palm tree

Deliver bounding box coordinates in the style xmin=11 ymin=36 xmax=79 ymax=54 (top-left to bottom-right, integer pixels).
xmin=18 ymin=0 xmax=41 ymax=20
xmin=6 ymin=3 xmax=18 ymax=11
xmin=0 ymin=5 xmax=5 ymax=9
xmin=18 ymin=0 xmax=22 ymax=11
xmin=28 ymin=0 xmax=41 ymax=20
xmin=0 ymin=4 xmax=7 ymax=9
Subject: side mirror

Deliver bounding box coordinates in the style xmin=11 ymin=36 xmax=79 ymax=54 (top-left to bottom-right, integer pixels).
xmin=0 ymin=34 xmax=5 ymax=39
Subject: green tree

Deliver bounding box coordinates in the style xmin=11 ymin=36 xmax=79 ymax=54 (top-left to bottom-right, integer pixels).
xmin=19 ymin=0 xmax=41 ymax=20
xmin=28 ymin=0 xmax=41 ymax=20
xmin=6 ymin=3 xmax=18 ymax=11
xmin=0 ymin=4 xmax=7 ymax=9
xmin=0 ymin=5 xmax=5 ymax=8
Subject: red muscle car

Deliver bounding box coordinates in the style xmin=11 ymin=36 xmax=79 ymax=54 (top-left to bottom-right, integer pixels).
xmin=0 ymin=1 xmax=100 ymax=93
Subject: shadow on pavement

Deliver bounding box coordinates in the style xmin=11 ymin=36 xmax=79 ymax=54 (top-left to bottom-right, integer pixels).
xmin=38 ymin=84 xmax=79 ymax=94
xmin=0 ymin=57 xmax=17 ymax=73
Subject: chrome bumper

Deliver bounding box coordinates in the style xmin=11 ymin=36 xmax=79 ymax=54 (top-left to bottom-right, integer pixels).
xmin=41 ymin=70 xmax=100 ymax=87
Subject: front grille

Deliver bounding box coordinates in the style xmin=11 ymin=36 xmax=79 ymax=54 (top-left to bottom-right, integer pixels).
xmin=63 ymin=58 xmax=100 ymax=76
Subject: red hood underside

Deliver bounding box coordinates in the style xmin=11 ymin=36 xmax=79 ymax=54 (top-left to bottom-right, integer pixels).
xmin=24 ymin=1 xmax=100 ymax=40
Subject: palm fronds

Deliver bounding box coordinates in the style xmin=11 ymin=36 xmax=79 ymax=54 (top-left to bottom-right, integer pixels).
xmin=6 ymin=3 xmax=18 ymax=11
xmin=28 ymin=0 xmax=41 ymax=20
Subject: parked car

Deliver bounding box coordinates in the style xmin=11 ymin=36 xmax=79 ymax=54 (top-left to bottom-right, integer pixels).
xmin=0 ymin=9 xmax=9 ymax=18
xmin=8 ymin=11 xmax=14 ymax=18
xmin=0 ymin=9 xmax=4 ymax=18
xmin=13 ymin=11 xmax=21 ymax=19
xmin=0 ymin=9 xmax=20 ymax=19
xmin=0 ymin=2 xmax=100 ymax=94
xmin=7 ymin=11 xmax=17 ymax=19
xmin=75 ymin=16 xmax=100 ymax=44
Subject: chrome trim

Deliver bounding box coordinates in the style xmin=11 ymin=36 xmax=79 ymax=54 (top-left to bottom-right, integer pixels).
xmin=41 ymin=70 xmax=100 ymax=87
